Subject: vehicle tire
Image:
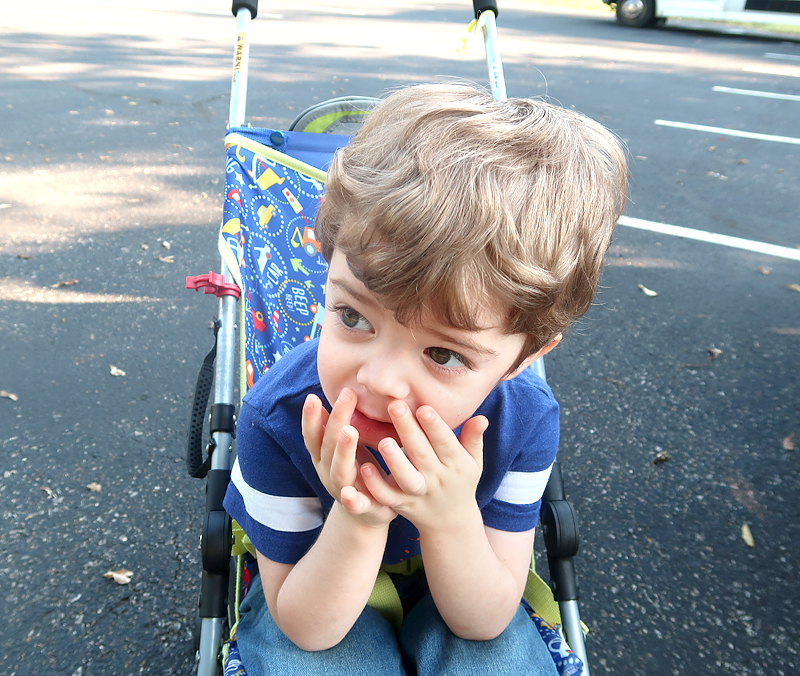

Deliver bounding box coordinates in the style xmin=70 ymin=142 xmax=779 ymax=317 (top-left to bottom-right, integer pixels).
xmin=615 ymin=0 xmax=657 ymax=27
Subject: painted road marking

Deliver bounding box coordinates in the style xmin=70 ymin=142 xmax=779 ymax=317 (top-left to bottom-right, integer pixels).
xmin=742 ymin=65 xmax=800 ymax=78
xmin=713 ymin=86 xmax=800 ymax=102
xmin=619 ymin=216 xmax=800 ymax=262
xmin=654 ymin=120 xmax=800 ymax=145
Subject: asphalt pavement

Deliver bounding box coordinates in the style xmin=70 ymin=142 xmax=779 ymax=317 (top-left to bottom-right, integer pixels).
xmin=1 ymin=1 xmax=798 ymax=674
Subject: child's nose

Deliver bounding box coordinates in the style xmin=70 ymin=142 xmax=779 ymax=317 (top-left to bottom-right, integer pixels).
xmin=355 ymin=355 xmax=411 ymax=402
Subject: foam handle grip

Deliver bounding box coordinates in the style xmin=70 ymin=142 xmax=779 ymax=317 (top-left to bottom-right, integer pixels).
xmin=473 ymin=0 xmax=498 ymax=18
xmin=232 ymin=0 xmax=258 ymax=19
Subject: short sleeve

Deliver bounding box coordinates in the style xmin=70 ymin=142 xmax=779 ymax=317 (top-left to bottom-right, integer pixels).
xmin=476 ymin=371 xmax=560 ymax=533
xmin=223 ymin=341 xmax=334 ymax=565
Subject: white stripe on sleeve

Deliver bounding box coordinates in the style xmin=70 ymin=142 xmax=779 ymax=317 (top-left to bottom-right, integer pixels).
xmin=232 ymin=459 xmax=324 ymax=533
xmin=494 ymin=466 xmax=553 ymax=505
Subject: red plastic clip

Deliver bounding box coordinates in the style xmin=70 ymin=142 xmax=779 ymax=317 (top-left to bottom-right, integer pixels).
xmin=186 ymin=271 xmax=241 ymax=299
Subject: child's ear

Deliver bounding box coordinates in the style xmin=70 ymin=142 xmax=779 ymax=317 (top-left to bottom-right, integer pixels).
xmin=502 ymin=334 xmax=562 ymax=381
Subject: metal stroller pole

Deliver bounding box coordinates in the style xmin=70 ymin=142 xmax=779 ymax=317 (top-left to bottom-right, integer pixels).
xmin=195 ymin=4 xmax=258 ymax=675
xmin=229 ymin=3 xmax=254 ymax=128
xmin=541 ymin=462 xmax=590 ymax=675
xmin=472 ymin=1 xmax=507 ymax=101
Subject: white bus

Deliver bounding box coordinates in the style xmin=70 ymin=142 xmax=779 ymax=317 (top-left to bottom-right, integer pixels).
xmin=607 ymin=0 xmax=800 ymax=28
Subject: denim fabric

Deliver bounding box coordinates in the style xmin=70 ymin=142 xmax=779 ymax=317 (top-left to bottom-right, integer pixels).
xmin=236 ymin=574 xmax=559 ymax=676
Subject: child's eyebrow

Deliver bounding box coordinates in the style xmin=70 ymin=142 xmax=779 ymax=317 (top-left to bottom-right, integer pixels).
xmin=328 ymin=277 xmax=381 ymax=309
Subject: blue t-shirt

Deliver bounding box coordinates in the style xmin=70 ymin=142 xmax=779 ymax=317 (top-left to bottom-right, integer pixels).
xmin=223 ymin=339 xmax=559 ymax=565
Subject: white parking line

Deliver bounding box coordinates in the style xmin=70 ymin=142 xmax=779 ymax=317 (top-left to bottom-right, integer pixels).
xmin=619 ymin=216 xmax=800 ymax=261
xmin=743 ymin=65 xmax=800 ymax=77
xmin=654 ymin=120 xmax=800 ymax=145
xmin=713 ymin=86 xmax=800 ymax=102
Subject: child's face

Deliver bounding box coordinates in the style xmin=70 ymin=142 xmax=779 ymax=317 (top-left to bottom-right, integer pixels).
xmin=317 ymin=250 xmax=535 ymax=449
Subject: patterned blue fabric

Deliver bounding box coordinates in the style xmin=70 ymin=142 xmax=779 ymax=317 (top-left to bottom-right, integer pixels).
xmin=220 ymin=128 xmax=350 ymax=388
xmin=526 ymin=606 xmax=585 ymax=676
xmin=223 ymin=637 xmax=247 ymax=676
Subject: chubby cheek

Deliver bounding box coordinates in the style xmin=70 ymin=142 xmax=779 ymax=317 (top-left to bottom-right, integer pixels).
xmin=316 ymin=334 xmax=348 ymax=403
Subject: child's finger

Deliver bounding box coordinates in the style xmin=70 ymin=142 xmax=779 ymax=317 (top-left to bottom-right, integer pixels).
xmin=457 ymin=415 xmax=488 ymax=472
xmin=329 ymin=425 xmax=359 ymax=490
xmin=319 ymin=388 xmax=357 ymax=465
xmin=375 ymin=437 xmax=426 ymax=497
xmin=360 ymin=460 xmax=407 ymax=507
xmin=414 ymin=405 xmax=463 ymax=464
xmin=301 ymin=394 xmax=326 ymax=464
xmin=387 ymin=400 xmax=438 ymax=471
xmin=324 ymin=389 xmax=357 ymax=440
xmin=340 ymin=485 xmax=368 ymax=514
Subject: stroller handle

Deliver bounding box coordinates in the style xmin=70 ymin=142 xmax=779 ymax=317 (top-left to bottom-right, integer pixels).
xmin=233 ymin=0 xmax=258 ymax=19
xmin=473 ymin=0 xmax=499 ymax=18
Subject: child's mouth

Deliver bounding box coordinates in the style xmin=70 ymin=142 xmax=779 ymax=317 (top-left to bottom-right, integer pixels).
xmin=350 ymin=408 xmax=401 ymax=447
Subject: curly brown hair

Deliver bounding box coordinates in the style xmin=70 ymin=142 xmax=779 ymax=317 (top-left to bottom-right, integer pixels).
xmin=315 ymin=83 xmax=627 ymax=372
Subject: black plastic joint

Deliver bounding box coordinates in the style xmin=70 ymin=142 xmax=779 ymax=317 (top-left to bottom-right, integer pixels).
xmin=548 ymin=557 xmax=580 ymax=602
xmin=472 ymin=0 xmax=498 ymax=18
xmin=232 ymin=0 xmax=258 ymax=19
xmin=206 ymin=469 xmax=231 ymax=512
xmin=541 ymin=500 xmax=580 ymax=559
xmin=202 ymin=510 xmax=232 ymax=573
xmin=199 ymin=570 xmax=229 ymax=618
xmin=210 ymin=404 xmax=236 ymax=437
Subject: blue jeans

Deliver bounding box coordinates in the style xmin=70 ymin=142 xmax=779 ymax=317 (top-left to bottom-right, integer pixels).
xmin=236 ymin=574 xmax=560 ymax=676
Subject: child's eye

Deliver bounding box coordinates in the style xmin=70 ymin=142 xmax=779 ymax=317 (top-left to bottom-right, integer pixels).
xmin=339 ymin=307 xmax=372 ymax=331
xmin=426 ymin=347 xmax=467 ymax=369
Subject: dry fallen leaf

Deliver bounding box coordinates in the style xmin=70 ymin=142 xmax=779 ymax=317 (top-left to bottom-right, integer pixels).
xmin=0 ymin=390 xmax=19 ymax=401
xmin=757 ymin=266 xmax=771 ymax=275
xmin=158 ymin=255 xmax=175 ymax=263
xmin=653 ymin=450 xmax=671 ymax=465
xmin=109 ymin=365 xmax=126 ymax=377
xmin=741 ymin=523 xmax=755 ymax=548
xmin=637 ymin=283 xmax=658 ymax=297
xmin=162 ymin=241 xmax=171 ymax=250
xmin=50 ymin=279 xmax=79 ymax=289
xmin=783 ymin=433 xmax=796 ymax=452
xmin=708 ymin=347 xmax=723 ymax=360
xmin=17 ymin=254 xmax=31 ymax=260
xmin=103 ymin=569 xmax=133 ymax=585
xmin=788 ymin=283 xmax=800 ymax=293
xmin=86 ymin=482 xmax=102 ymax=493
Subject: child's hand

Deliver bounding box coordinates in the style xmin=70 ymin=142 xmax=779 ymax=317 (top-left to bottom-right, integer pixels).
xmin=302 ymin=389 xmax=397 ymax=529
xmin=360 ymin=402 xmax=488 ymax=534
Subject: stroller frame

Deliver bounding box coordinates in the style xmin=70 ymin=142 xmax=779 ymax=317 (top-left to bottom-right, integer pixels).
xmin=186 ymin=2 xmax=589 ymax=675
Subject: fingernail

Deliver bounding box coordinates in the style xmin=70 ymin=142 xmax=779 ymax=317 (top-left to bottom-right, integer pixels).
xmin=388 ymin=401 xmax=407 ymax=417
xmin=417 ymin=406 xmax=433 ymax=421
xmin=338 ymin=389 xmax=351 ymax=404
